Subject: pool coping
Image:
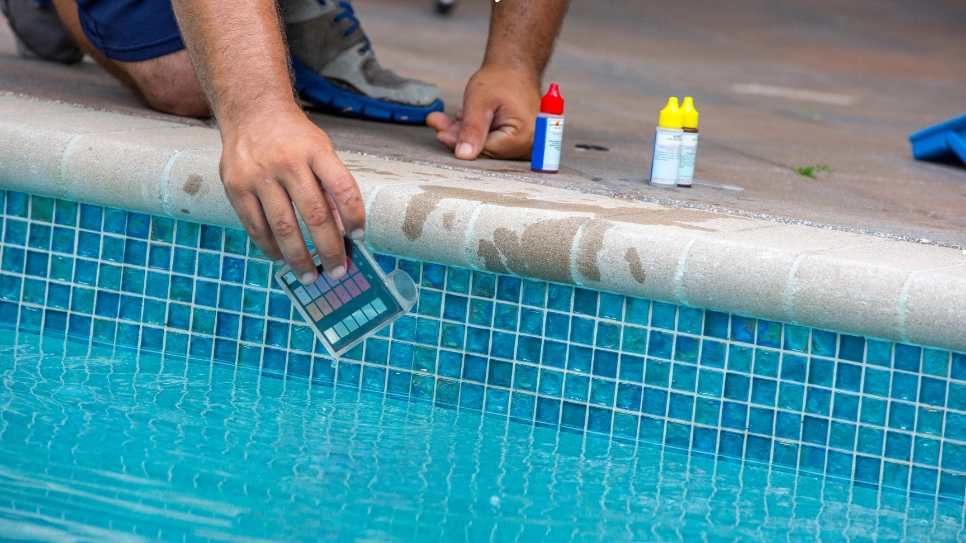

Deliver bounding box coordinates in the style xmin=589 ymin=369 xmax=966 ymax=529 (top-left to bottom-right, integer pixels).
xmin=2 ymin=93 xmax=965 ymax=352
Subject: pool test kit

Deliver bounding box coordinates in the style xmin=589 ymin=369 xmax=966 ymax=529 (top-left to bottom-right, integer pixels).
xmin=275 ymin=237 xmax=418 ymax=357
xmin=531 ymin=83 xmax=565 ymax=173
xmin=649 ymin=96 xmax=700 ymax=187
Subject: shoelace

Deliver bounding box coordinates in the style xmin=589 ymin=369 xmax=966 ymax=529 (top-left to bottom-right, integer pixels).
xmin=328 ymin=0 xmax=372 ymax=53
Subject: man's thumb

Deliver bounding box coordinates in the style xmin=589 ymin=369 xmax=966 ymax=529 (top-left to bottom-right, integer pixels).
xmin=455 ymin=107 xmax=494 ymax=160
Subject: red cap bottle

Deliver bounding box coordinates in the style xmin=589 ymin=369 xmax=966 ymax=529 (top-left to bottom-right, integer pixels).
xmin=532 ymin=83 xmax=566 ymax=173
xmin=540 ymin=83 xmax=565 ymax=115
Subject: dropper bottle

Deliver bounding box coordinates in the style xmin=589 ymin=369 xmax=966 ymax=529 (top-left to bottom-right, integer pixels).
xmin=531 ymin=83 xmax=565 ymax=173
xmin=677 ymin=97 xmax=699 ymax=187
xmin=649 ymin=97 xmax=683 ymax=186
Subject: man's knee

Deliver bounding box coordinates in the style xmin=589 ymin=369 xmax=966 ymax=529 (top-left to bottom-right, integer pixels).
xmin=124 ymin=51 xmax=210 ymax=118
xmin=137 ymin=79 xmax=210 ymax=118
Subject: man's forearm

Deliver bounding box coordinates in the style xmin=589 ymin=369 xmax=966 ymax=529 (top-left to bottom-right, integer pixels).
xmin=482 ymin=0 xmax=570 ymax=85
xmin=170 ymin=0 xmax=297 ymax=128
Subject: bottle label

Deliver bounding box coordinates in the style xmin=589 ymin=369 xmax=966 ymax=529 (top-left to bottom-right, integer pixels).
xmin=649 ymin=130 xmax=682 ymax=186
xmin=678 ymin=132 xmax=698 ymax=186
xmin=531 ymin=116 xmax=564 ymax=172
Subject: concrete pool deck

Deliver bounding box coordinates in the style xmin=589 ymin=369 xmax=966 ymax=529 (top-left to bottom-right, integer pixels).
xmin=1 ymin=0 xmax=965 ymax=351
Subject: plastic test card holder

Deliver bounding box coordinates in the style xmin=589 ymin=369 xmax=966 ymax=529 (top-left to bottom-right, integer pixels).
xmin=275 ymin=237 xmax=418 ymax=357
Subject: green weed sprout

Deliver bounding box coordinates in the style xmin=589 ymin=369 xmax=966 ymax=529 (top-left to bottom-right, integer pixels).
xmin=794 ymin=165 xmax=835 ymax=179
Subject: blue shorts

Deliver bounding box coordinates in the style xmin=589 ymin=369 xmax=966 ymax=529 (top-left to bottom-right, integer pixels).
xmin=76 ymin=0 xmax=184 ymax=62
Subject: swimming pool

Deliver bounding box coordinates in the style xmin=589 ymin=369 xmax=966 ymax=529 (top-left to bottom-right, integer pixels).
xmin=2 ymin=329 xmax=964 ymax=541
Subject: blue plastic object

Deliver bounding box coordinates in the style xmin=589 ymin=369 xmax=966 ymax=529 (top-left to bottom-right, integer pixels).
xmin=909 ymin=114 xmax=966 ymax=167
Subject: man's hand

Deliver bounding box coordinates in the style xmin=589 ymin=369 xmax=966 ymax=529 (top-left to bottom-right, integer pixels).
xmin=220 ymin=109 xmax=365 ymax=284
xmin=170 ymin=0 xmax=365 ymax=284
xmin=428 ymin=0 xmax=569 ymax=161
xmin=427 ymin=65 xmax=540 ymax=161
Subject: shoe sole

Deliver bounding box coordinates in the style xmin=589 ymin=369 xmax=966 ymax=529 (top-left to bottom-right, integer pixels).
xmin=292 ymin=59 xmax=444 ymax=124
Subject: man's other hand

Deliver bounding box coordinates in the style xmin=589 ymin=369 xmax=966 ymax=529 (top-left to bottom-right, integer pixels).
xmin=219 ymin=109 xmax=366 ymax=285
xmin=427 ymin=65 xmax=541 ymax=161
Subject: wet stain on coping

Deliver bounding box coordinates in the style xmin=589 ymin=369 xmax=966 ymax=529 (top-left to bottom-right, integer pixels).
xmin=576 ymin=220 xmax=613 ymax=282
xmin=183 ymin=174 xmax=203 ymax=196
xmin=477 ymin=217 xmax=587 ymax=284
xmin=401 ymin=185 xmax=535 ymax=241
xmin=401 ymin=184 xmax=741 ymax=283
xmin=353 ymin=167 xmax=398 ymax=176
xmin=401 ymin=185 xmax=728 ymax=242
xmin=442 ymin=212 xmax=456 ymax=230
xmin=625 ymin=247 xmax=646 ymax=284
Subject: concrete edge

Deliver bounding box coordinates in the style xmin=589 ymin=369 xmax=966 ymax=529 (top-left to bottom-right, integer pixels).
xmin=2 ymin=95 xmax=965 ymax=352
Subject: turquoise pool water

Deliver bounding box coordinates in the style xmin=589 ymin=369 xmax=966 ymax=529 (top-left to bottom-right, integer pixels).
xmin=1 ymin=330 xmax=963 ymax=542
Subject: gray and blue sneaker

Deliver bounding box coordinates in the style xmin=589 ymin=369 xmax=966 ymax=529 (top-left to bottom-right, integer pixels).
xmin=0 ymin=0 xmax=83 ymax=64
xmin=282 ymin=0 xmax=444 ymax=124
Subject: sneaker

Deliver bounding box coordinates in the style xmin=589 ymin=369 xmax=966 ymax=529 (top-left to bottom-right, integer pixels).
xmin=282 ymin=0 xmax=444 ymax=124
xmin=0 ymin=0 xmax=83 ymax=64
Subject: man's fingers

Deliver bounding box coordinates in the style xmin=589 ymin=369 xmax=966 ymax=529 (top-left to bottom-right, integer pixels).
xmin=435 ymin=120 xmax=461 ymax=150
xmin=429 ymin=111 xmax=461 ymax=150
xmin=283 ymin=167 xmax=348 ymax=279
xmin=256 ymin=180 xmax=318 ymax=284
xmin=481 ymin=126 xmax=532 ymax=160
xmin=227 ymin=188 xmax=285 ymax=263
xmin=455 ymin=105 xmax=494 ymax=160
xmin=311 ymin=149 xmax=366 ymax=241
xmin=426 ymin=111 xmax=453 ymax=133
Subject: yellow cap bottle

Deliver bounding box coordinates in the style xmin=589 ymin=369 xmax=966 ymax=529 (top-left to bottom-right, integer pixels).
xmin=677 ymin=97 xmax=700 ymax=188
xmin=680 ymin=97 xmax=699 ymax=129
xmin=658 ymin=97 xmax=683 ymax=129
xmin=650 ymin=97 xmax=685 ymax=186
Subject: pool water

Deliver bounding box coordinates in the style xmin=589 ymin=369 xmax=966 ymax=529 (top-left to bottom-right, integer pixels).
xmin=1 ymin=331 xmax=964 ymax=542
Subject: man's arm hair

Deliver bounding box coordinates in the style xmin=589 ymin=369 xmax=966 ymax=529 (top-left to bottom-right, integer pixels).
xmin=482 ymin=0 xmax=570 ymax=86
xmin=169 ymin=0 xmax=299 ymax=128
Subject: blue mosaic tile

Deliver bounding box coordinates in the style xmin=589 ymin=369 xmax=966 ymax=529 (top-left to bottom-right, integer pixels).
xmin=651 ymin=302 xmax=675 ymax=330
xmin=547 ymin=283 xmax=572 ymax=312
xmin=573 ymin=288 xmax=597 ymax=316
xmin=599 ymin=293 xmax=623 ymax=321
xmin=839 ymin=334 xmax=865 ymax=362
xmin=389 ymin=259 xmax=416 ymax=284
xmin=27 ymin=223 xmax=51 ymax=250
xmin=700 ymin=340 xmax=726 ymax=368
xmin=6 ymin=193 xmax=966 ymax=502
xmin=912 ymin=436 xmax=940 ymax=466
xmin=510 ymin=392 xmax=535 ymax=420
xmin=812 ymin=330 xmax=837 ymax=357
xmin=564 ymin=373 xmax=589 ymax=402
xmin=645 ymin=359 xmax=670 ymax=388
xmin=54 ymin=200 xmax=77 ymax=227
xmin=832 ymin=392 xmax=860 ymax=422
xmin=924 ymin=349 xmax=950 ymax=377
xmin=30 ymin=196 xmax=54 ymax=223
xmin=895 ymin=344 xmax=922 ymax=373
xmin=624 ymin=297 xmax=649 ymax=326
xmin=467 ymin=298 xmax=493 ymax=327
xmin=671 ymin=364 xmax=697 ymax=392
xmin=520 ymin=279 xmax=546 ymax=307
xmin=727 ymin=344 xmax=753 ymax=373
